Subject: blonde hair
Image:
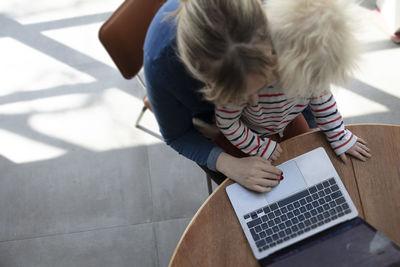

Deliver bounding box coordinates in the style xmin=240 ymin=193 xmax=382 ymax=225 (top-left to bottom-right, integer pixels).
xmin=265 ymin=0 xmax=360 ymax=98
xmin=175 ymin=0 xmax=276 ymax=104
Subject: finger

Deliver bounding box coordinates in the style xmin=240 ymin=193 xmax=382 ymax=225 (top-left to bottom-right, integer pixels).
xmin=252 ymin=185 xmax=272 ymax=193
xmin=259 ymin=164 xmax=282 ymax=177
xmin=357 ymin=143 xmax=371 ymax=153
xmin=348 ymin=150 xmax=367 ymax=162
xmin=276 ymin=145 xmax=283 ymax=153
xmin=255 ymin=177 xmax=280 ymax=188
xmin=355 ymin=145 xmax=371 ymax=159
xmin=357 ymin=138 xmax=367 ymax=146
xmin=339 ymin=153 xmax=347 ymax=164
xmin=270 ymin=155 xmax=277 ymax=162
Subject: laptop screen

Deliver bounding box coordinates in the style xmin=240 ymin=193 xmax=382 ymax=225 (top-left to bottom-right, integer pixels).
xmin=260 ymin=218 xmax=400 ymax=267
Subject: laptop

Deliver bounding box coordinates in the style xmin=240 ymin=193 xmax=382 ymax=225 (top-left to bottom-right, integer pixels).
xmin=226 ymin=147 xmax=400 ymax=265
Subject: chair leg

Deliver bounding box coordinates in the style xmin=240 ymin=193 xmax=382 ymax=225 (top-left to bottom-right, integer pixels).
xmin=206 ymin=174 xmax=213 ymax=195
xmin=135 ymin=105 xmax=148 ymax=127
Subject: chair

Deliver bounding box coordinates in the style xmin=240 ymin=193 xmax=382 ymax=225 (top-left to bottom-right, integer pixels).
xmin=98 ymin=0 xmax=214 ymax=194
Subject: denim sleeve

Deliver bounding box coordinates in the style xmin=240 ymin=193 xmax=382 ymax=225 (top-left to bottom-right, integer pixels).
xmin=144 ymin=59 xmax=223 ymax=171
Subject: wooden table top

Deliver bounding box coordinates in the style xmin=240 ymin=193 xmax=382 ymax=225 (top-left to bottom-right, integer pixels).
xmin=169 ymin=124 xmax=400 ymax=267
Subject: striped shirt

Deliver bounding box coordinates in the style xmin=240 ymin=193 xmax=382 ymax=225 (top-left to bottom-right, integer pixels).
xmin=215 ymin=84 xmax=357 ymax=160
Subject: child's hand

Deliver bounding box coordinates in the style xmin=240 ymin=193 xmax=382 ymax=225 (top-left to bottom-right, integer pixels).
xmin=339 ymin=138 xmax=371 ymax=163
xmin=269 ymin=144 xmax=283 ymax=162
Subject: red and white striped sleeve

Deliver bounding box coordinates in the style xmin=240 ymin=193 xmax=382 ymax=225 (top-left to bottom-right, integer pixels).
xmin=215 ymin=105 xmax=277 ymax=160
xmin=310 ymin=92 xmax=357 ymax=156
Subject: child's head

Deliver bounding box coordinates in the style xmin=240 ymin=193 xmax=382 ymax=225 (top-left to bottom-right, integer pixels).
xmin=265 ymin=0 xmax=360 ymax=98
xmin=176 ymin=0 xmax=277 ymax=105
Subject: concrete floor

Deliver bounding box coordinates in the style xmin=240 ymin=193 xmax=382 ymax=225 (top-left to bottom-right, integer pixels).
xmin=0 ymin=0 xmax=399 ymax=266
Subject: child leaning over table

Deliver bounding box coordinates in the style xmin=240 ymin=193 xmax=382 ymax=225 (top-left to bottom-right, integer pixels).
xmin=214 ymin=0 xmax=371 ymax=163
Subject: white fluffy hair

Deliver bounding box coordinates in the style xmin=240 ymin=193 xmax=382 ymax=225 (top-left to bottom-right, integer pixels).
xmin=265 ymin=0 xmax=360 ymax=98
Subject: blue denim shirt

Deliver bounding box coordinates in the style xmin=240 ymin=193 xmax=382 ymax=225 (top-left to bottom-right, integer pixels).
xmin=143 ymin=0 xmax=223 ymax=171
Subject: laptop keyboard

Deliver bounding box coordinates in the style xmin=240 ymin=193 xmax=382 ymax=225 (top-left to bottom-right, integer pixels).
xmin=243 ymin=177 xmax=352 ymax=252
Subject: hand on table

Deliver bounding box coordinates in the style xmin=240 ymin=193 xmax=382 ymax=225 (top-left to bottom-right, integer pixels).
xmin=339 ymin=138 xmax=371 ymax=163
xmin=216 ymin=152 xmax=282 ymax=193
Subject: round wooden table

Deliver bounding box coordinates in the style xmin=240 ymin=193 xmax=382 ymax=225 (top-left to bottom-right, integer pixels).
xmin=169 ymin=124 xmax=400 ymax=267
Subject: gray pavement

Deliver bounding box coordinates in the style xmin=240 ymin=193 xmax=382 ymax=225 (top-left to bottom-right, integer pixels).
xmin=0 ymin=0 xmax=399 ymax=266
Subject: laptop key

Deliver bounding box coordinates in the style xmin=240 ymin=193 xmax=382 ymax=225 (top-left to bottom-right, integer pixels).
xmin=304 ymin=219 xmax=311 ymax=226
xmin=311 ymin=209 xmax=317 ymax=216
xmin=261 ymin=215 xmax=268 ymax=222
xmin=331 ymin=191 xmax=342 ymax=199
xmin=323 ymin=181 xmax=330 ymax=188
xmin=247 ymin=218 xmax=262 ymax=228
xmin=336 ymin=197 xmax=346 ymax=205
xmin=278 ymin=231 xmax=286 ymax=238
xmin=284 ymin=237 xmax=290 ymax=241
xmin=298 ymin=230 xmax=304 ymax=235
xmin=294 ymin=209 xmax=300 ymax=216
xmin=251 ymin=212 xmax=258 ymax=219
xmin=335 ymin=206 xmax=343 ymax=213
xmin=274 ymin=210 xmax=282 ymax=217
xmin=257 ymin=209 xmax=263 ymax=214
xmin=291 ymin=217 xmax=299 ymax=224
xmin=329 ymin=209 xmax=337 ymax=216
xmin=266 ymin=229 xmax=273 ymax=236
xmin=305 ymin=212 xmax=311 ymax=219
xmin=342 ymin=203 xmax=349 ymax=210
xmin=323 ymin=211 xmax=330 ymax=218
xmin=263 ymin=245 xmax=269 ymax=250
xmin=277 ymin=239 xmax=283 ymax=244
xmin=317 ymin=206 xmax=324 ymax=213
xmin=272 ymin=234 xmax=279 ymax=240
xmin=268 ymin=221 xmax=275 ymax=227
xmin=291 ymin=233 xmax=297 ymax=238
xmin=263 ymin=206 xmax=271 ymax=214
xmin=309 ymin=186 xmax=317 ymax=194
xmin=281 ymin=214 xmax=288 ymax=221
xmin=255 ymin=226 xmax=262 ymax=233
xmin=306 ymin=204 xmax=313 ymax=210
xmin=261 ymin=223 xmax=268 ymax=230
xmin=311 ymin=217 xmax=317 ymax=224
xmin=287 ymin=204 xmax=294 ymax=211
xmin=316 ymin=183 xmax=323 ymax=190
xmin=298 ymin=222 xmax=305 ymax=229
xmin=285 ymin=228 xmax=292 ymax=235
xmin=324 ymin=188 xmax=332 ymax=195
xmin=317 ymin=214 xmax=324 ymax=221
xmin=291 ymin=225 xmax=299 ymax=232
xmin=293 ymin=201 xmax=300 ymax=208
xmin=304 ymin=227 xmax=311 ymax=232
xmin=252 ymin=232 xmax=260 ymax=241
xmin=260 ymin=231 xmax=267 ymax=238
xmin=281 ymin=206 xmax=288 ymax=213
xmin=323 ymin=204 xmax=330 ymax=211
xmin=268 ymin=212 xmax=275 ymax=220
xmin=270 ymin=242 xmax=276 ymax=247
xmin=273 ymin=226 xmax=279 ymax=233
xmin=300 ymin=199 xmax=306 ymax=205
xmin=325 ymin=195 xmax=332 ymax=202
xmin=330 ymin=184 xmax=339 ymax=192
xmin=300 ymin=207 xmax=306 ymax=213
xmin=328 ymin=178 xmax=336 ymax=185
xmin=266 ymin=237 xmax=272 ymax=243
xmin=287 ymin=212 xmax=294 ymax=219
xmin=279 ymin=223 xmax=286 ymax=230
xmin=270 ymin=203 xmax=279 ymax=211
xmin=274 ymin=218 xmax=281 ymax=224
xmin=329 ymin=201 xmax=336 ymax=208
xmin=344 ymin=209 xmax=351 ymax=214
xmin=331 ymin=215 xmax=338 ymax=220
xmin=312 ymin=193 xmax=319 ymax=200
xmin=338 ymin=212 xmax=344 ymax=217
xmin=285 ymin=220 xmax=292 ymax=228
xmin=256 ymin=239 xmax=266 ymax=248
xmin=278 ymin=189 xmax=310 ymax=207
xmin=244 ymin=214 xmax=250 ymax=219
xmin=298 ymin=215 xmax=305 ymax=221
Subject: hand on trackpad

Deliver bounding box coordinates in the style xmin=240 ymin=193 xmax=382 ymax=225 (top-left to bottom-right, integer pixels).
xmin=264 ymin=160 xmax=307 ymax=203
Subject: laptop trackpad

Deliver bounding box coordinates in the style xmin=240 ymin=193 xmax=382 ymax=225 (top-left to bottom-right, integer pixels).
xmin=264 ymin=160 xmax=307 ymax=204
